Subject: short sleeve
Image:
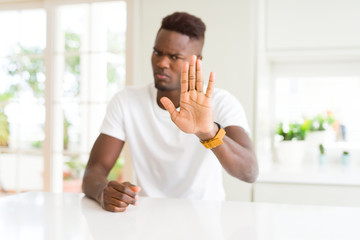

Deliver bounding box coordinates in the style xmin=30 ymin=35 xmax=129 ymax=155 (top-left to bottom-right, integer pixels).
xmin=212 ymin=89 xmax=251 ymax=137
xmin=100 ymin=91 xmax=126 ymax=141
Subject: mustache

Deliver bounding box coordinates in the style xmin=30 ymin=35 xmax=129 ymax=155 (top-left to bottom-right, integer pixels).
xmin=154 ymin=70 xmax=170 ymax=77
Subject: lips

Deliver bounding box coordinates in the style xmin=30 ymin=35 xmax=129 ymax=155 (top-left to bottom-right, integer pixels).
xmin=155 ymin=72 xmax=170 ymax=80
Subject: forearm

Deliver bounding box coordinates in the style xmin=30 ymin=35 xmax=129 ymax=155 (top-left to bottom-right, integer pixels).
xmin=212 ymin=136 xmax=258 ymax=182
xmin=82 ymin=167 xmax=109 ymax=203
xmin=197 ymin=124 xmax=258 ymax=182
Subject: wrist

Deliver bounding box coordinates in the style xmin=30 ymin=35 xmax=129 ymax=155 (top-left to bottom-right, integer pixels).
xmin=96 ymin=183 xmax=107 ymax=206
xmin=200 ymin=122 xmax=226 ymax=149
xmin=196 ymin=122 xmax=219 ymax=141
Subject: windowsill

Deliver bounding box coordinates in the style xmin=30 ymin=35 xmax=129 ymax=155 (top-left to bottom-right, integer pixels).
xmin=258 ymin=162 xmax=360 ymax=186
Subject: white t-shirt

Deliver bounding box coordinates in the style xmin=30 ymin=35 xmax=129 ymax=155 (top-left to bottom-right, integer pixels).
xmin=100 ymin=83 xmax=250 ymax=201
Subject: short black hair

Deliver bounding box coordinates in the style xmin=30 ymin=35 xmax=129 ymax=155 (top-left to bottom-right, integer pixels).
xmin=160 ymin=12 xmax=206 ymax=40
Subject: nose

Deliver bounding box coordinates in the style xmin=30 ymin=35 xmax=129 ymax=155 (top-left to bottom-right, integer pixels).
xmin=156 ymin=55 xmax=170 ymax=69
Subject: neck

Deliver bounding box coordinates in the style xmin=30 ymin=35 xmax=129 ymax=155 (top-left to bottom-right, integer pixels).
xmin=156 ymin=89 xmax=180 ymax=110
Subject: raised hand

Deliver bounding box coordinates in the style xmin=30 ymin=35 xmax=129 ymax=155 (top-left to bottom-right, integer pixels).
xmin=160 ymin=55 xmax=217 ymax=139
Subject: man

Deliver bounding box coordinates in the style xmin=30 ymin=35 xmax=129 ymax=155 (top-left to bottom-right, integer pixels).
xmin=82 ymin=12 xmax=258 ymax=212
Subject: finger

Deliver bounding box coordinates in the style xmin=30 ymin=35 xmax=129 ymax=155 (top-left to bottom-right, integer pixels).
xmin=196 ymin=58 xmax=203 ymax=93
xmin=188 ymin=55 xmax=196 ymax=91
xmin=108 ymin=181 xmax=136 ymax=198
xmin=104 ymin=204 xmax=127 ymax=213
xmin=160 ymin=97 xmax=179 ymax=122
xmin=104 ymin=194 xmax=129 ymax=208
xmin=181 ymin=62 xmax=189 ymax=94
xmin=110 ymin=188 xmax=137 ymax=205
xmin=205 ymin=72 xmax=215 ymax=98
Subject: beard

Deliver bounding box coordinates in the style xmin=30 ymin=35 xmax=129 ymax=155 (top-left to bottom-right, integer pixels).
xmin=154 ymin=79 xmax=180 ymax=92
xmin=154 ymin=82 xmax=169 ymax=91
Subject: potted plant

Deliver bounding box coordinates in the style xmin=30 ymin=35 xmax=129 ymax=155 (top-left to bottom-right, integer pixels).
xmin=303 ymin=114 xmax=334 ymax=138
xmin=304 ymin=112 xmax=336 ymax=164
xmin=275 ymin=121 xmax=307 ymax=165
xmin=341 ymin=151 xmax=350 ymax=166
xmin=318 ymin=144 xmax=327 ymax=165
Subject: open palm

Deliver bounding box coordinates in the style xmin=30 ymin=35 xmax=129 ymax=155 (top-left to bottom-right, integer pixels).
xmin=160 ymin=55 xmax=215 ymax=136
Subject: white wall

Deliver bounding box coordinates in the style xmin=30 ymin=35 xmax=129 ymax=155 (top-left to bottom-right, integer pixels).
xmin=127 ymin=0 xmax=258 ymax=201
xmin=267 ymin=0 xmax=360 ymax=51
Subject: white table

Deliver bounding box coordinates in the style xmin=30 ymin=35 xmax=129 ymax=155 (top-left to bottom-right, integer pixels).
xmin=1 ymin=192 xmax=360 ymax=240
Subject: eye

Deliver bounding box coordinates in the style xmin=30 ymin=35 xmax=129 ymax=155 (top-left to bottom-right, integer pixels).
xmin=170 ymin=55 xmax=179 ymax=60
xmin=153 ymin=49 xmax=160 ymax=56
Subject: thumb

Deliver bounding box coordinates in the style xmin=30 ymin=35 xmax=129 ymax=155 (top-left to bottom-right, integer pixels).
xmin=160 ymin=97 xmax=179 ymax=122
xmin=130 ymin=185 xmax=141 ymax=193
xmin=123 ymin=181 xmax=141 ymax=193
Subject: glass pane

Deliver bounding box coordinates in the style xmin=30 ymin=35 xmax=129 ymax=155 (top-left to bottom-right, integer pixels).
xmin=54 ymin=2 xmax=127 ymax=192
xmin=63 ymin=102 xmax=81 ymax=151
xmin=89 ymin=53 xmax=107 ymax=102
xmin=63 ymin=55 xmax=81 ymax=99
xmin=0 ymin=11 xmax=19 ymax=57
xmin=5 ymin=102 xmax=45 ymax=150
xmin=92 ymin=1 xmax=127 ymax=53
xmin=107 ymin=55 xmax=126 ymax=100
xmin=57 ymin=4 xmax=88 ymax=52
xmin=3 ymin=53 xmax=45 ymax=151
xmin=19 ymin=9 xmax=46 ymax=52
xmin=0 ymin=9 xmax=45 ymax=194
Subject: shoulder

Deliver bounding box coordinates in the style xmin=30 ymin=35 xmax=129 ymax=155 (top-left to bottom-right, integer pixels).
xmin=212 ymin=87 xmax=250 ymax=134
xmin=111 ymin=83 xmax=152 ymax=101
xmin=117 ymin=83 xmax=151 ymax=95
xmin=213 ymin=88 xmax=241 ymax=106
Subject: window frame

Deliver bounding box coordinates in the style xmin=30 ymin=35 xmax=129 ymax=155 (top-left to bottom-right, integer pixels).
xmin=0 ymin=0 xmax=130 ymax=193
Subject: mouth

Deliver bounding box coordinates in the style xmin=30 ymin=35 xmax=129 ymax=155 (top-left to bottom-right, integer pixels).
xmin=155 ymin=72 xmax=170 ymax=81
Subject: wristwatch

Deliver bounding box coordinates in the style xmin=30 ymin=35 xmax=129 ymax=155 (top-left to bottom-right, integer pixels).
xmin=200 ymin=122 xmax=226 ymax=149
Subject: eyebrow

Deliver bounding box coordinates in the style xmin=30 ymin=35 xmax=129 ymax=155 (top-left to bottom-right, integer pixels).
xmin=153 ymin=47 xmax=183 ymax=57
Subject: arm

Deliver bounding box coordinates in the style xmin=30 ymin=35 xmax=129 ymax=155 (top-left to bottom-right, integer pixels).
xmin=82 ymin=133 xmax=141 ymax=212
xmin=208 ymin=125 xmax=258 ymax=182
xmin=160 ymin=55 xmax=258 ymax=182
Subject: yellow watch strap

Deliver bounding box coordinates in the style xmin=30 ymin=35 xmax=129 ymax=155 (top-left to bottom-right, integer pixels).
xmin=200 ymin=123 xmax=226 ymax=149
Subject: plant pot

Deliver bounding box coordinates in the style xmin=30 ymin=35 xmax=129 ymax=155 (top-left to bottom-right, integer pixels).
xmin=304 ymin=130 xmax=335 ymax=164
xmin=318 ymin=154 xmax=327 ymax=166
xmin=341 ymin=154 xmax=350 ymax=166
xmin=276 ymin=140 xmax=306 ymax=166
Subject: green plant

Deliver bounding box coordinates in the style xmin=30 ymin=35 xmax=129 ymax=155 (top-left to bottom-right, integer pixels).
xmin=319 ymin=144 xmax=325 ymax=155
xmin=276 ymin=122 xmax=307 ymax=141
xmin=31 ymin=140 xmax=42 ymax=149
xmin=306 ymin=113 xmax=336 ymax=132
xmin=0 ymin=111 xmax=9 ymax=147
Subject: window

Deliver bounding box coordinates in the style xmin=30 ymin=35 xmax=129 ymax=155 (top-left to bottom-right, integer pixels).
xmin=272 ymin=62 xmax=360 ymax=165
xmin=0 ymin=1 xmax=127 ymax=195
xmin=53 ymin=1 xmax=127 ymax=192
xmin=0 ymin=8 xmax=46 ymax=193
